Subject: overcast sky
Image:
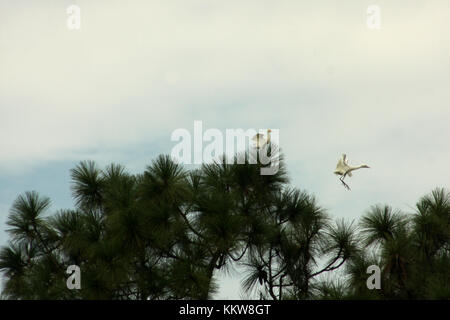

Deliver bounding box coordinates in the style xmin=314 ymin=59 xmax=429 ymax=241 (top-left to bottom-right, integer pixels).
xmin=1 ymin=0 xmax=449 ymax=298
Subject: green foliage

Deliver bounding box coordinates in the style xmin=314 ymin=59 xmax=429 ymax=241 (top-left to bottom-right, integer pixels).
xmin=0 ymin=150 xmax=448 ymax=300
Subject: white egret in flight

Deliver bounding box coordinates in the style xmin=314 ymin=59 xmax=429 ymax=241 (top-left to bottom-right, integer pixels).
xmin=334 ymin=154 xmax=370 ymax=190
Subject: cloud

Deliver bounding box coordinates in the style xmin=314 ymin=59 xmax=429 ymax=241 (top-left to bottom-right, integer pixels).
xmin=1 ymin=0 xmax=449 ymax=233
xmin=1 ymin=0 xmax=449 ymax=298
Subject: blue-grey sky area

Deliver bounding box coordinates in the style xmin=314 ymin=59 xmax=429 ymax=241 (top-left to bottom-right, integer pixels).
xmin=1 ymin=1 xmax=449 ymax=298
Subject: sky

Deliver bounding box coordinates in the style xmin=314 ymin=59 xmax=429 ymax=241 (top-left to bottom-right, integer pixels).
xmin=0 ymin=0 xmax=449 ymax=299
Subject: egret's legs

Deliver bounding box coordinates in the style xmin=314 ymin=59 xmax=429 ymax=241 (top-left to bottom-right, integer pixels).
xmin=340 ymin=176 xmax=351 ymax=190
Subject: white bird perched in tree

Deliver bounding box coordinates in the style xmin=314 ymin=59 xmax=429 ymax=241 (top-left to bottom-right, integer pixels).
xmin=252 ymin=129 xmax=272 ymax=149
xmin=334 ymin=154 xmax=370 ymax=190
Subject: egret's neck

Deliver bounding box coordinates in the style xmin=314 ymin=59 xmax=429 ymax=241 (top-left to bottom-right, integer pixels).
xmin=352 ymin=164 xmax=368 ymax=169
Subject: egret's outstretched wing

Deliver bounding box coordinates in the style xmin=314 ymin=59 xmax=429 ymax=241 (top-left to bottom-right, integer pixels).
xmin=335 ymin=158 xmax=344 ymax=170
xmin=342 ymin=154 xmax=348 ymax=165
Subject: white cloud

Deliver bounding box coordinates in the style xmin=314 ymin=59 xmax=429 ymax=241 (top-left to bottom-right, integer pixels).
xmin=1 ymin=0 xmax=449 ymax=298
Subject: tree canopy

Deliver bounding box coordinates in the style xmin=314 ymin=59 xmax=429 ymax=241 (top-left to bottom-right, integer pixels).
xmin=0 ymin=153 xmax=448 ymax=300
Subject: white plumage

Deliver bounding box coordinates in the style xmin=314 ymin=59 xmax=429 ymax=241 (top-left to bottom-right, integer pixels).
xmin=334 ymin=154 xmax=370 ymax=190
